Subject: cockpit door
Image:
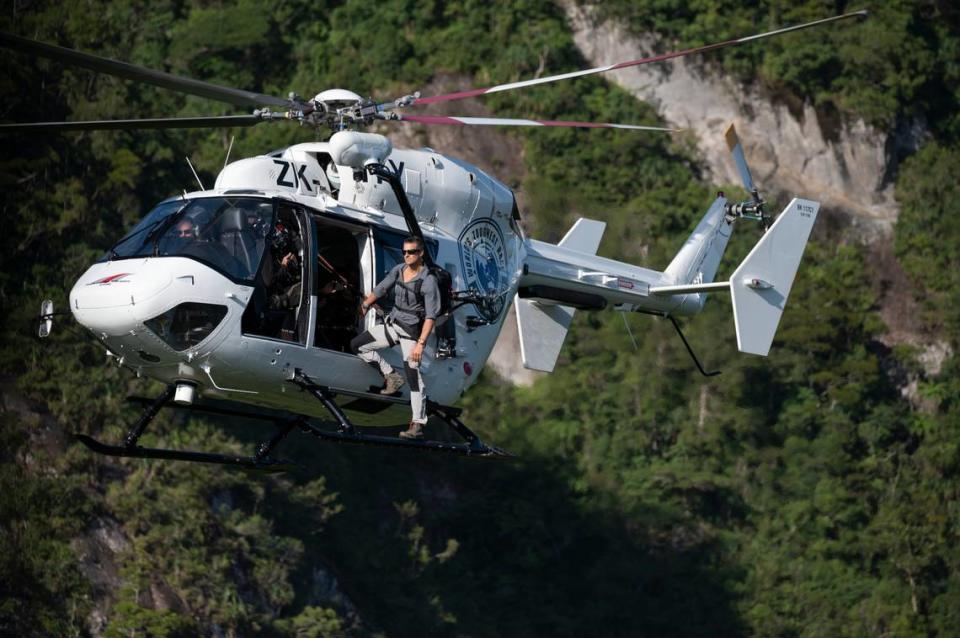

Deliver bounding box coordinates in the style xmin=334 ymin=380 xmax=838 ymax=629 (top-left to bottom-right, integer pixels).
xmin=240 ymin=200 xmax=310 ymax=345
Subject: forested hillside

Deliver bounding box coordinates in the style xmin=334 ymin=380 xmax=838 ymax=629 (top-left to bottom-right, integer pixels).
xmin=2 ymin=1 xmax=958 ymax=636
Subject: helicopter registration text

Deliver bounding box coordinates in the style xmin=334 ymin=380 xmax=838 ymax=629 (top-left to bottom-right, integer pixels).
xmin=272 ymin=159 xmax=322 ymax=192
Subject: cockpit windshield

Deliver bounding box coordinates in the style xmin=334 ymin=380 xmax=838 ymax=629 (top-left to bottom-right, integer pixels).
xmin=102 ymin=197 xmax=275 ymax=282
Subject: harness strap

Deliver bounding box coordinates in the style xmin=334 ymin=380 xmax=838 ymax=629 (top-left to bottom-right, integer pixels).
xmin=383 ymin=320 xmax=398 ymax=347
xmin=387 ymin=316 xmax=418 ymax=340
xmin=394 ymin=268 xmax=428 ymax=319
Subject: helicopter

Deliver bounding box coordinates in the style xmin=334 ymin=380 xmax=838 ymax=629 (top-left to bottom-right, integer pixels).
xmin=5 ymin=10 xmax=867 ymax=468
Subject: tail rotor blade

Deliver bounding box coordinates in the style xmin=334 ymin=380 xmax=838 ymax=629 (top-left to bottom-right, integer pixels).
xmin=724 ymin=123 xmax=757 ymax=195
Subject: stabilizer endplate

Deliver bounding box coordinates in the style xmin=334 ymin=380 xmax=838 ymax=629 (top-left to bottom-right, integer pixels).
xmin=731 ymin=198 xmax=820 ymax=355
xmin=516 ymin=218 xmax=605 ymax=372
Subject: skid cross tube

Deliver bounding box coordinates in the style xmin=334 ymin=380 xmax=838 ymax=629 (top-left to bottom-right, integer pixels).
xmin=293 ymin=376 xmax=358 ymax=436
xmin=255 ymin=418 xmax=301 ymax=461
xmin=124 ymin=384 xmax=175 ymax=447
xmin=427 ymin=401 xmax=485 ymax=453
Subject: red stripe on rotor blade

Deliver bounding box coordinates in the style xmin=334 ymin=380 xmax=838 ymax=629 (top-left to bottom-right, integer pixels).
xmin=608 ymin=40 xmax=734 ymax=70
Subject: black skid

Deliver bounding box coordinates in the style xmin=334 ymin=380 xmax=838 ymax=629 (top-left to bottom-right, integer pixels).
xmin=76 ymin=386 xmax=300 ymax=470
xmin=75 ymin=434 xmax=296 ymax=471
xmin=76 ymin=375 xmax=512 ymax=469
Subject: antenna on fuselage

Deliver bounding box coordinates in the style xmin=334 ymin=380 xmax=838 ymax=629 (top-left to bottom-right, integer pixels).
xmin=184 ymin=156 xmax=205 ymax=191
xmin=223 ymin=135 xmax=235 ymax=170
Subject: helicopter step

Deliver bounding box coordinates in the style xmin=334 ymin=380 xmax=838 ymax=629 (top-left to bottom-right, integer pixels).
xmin=289 ymin=371 xmax=513 ymax=458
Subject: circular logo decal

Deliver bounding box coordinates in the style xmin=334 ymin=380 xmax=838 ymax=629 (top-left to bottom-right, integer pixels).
xmin=459 ymin=219 xmax=509 ymax=321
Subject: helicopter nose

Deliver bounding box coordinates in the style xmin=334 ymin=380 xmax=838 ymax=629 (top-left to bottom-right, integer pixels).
xmin=70 ymin=261 xmax=174 ymax=334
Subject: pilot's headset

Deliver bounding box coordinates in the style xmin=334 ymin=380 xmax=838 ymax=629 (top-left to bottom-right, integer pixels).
xmin=269 ymin=222 xmax=293 ymax=255
xmin=249 ymin=203 xmax=272 ymax=238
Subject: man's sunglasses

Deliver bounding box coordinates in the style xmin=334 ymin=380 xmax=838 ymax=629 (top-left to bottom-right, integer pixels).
xmin=402 ymin=249 xmax=422 ymax=255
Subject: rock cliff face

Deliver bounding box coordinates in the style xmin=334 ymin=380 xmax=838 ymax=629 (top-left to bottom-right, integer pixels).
xmin=564 ymin=4 xmax=921 ymax=238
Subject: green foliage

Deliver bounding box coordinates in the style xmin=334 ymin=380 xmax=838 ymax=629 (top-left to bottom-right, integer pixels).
xmin=1 ymin=0 xmax=959 ymax=637
xmin=276 ymin=605 xmax=346 ymax=638
xmin=101 ymin=423 xmax=344 ymax=635
xmin=0 ymin=414 xmax=92 ymax=637
xmin=895 ymin=142 xmax=960 ymax=340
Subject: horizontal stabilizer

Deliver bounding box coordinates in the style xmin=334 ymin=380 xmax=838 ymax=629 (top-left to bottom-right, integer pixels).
xmin=731 ymin=198 xmax=820 ymax=355
xmin=517 ymin=217 xmax=605 ymax=372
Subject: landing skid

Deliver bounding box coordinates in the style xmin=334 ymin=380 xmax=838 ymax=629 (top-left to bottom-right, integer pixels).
xmin=75 ymin=385 xmax=301 ymax=471
xmin=76 ymin=372 xmax=512 ymax=470
xmin=74 ymin=434 xmax=297 ymax=472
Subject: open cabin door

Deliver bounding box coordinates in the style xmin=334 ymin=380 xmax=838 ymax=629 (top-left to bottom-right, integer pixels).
xmin=309 ymin=213 xmax=368 ymax=352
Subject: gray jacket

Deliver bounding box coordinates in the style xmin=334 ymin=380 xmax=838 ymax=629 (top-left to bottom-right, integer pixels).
xmin=373 ymin=264 xmax=440 ymax=333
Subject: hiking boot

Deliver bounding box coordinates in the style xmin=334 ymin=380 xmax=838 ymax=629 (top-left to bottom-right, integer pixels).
xmin=381 ymin=372 xmax=405 ymax=395
xmin=399 ymin=421 xmax=425 ymax=440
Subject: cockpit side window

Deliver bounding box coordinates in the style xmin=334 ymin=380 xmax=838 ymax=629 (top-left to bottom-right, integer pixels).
xmin=104 ymin=199 xmax=184 ymax=260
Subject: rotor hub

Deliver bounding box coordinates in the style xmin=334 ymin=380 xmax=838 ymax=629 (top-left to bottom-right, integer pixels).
xmin=312 ymin=88 xmax=363 ymax=111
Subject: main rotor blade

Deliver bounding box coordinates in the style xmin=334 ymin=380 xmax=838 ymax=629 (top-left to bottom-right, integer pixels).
xmin=0 ymin=31 xmax=292 ymax=108
xmin=0 ymin=115 xmax=265 ymax=132
xmin=396 ymin=114 xmax=678 ymax=131
xmin=413 ymin=10 xmax=868 ymax=106
xmin=724 ymin=122 xmax=756 ymax=194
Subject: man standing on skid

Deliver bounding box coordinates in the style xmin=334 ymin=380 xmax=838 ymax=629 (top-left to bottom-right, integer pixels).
xmin=352 ymin=237 xmax=439 ymax=440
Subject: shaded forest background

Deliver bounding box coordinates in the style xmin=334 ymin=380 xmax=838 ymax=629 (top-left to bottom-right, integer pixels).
xmin=1 ymin=1 xmax=958 ymax=636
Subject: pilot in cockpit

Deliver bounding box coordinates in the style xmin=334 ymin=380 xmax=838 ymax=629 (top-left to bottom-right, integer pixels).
xmin=175 ymin=218 xmax=196 ymax=238
xmin=265 ymin=222 xmax=300 ymax=309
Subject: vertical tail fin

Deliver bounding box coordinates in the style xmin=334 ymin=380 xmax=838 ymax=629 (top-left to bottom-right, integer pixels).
xmin=664 ymin=196 xmax=733 ymax=286
xmin=731 ymin=198 xmax=820 ymax=355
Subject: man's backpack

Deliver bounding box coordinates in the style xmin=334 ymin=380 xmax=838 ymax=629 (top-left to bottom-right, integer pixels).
xmin=395 ymin=264 xmax=453 ymax=319
xmin=394 ymin=265 xmax=457 ymax=357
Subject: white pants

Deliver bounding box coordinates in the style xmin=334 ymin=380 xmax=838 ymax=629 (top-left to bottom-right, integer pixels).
xmin=354 ymin=321 xmax=427 ymax=424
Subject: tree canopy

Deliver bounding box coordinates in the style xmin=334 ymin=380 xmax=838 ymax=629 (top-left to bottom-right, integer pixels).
xmin=1 ymin=1 xmax=958 ymax=636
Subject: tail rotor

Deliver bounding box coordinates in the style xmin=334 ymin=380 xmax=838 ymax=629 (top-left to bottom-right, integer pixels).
xmin=723 ymin=123 xmax=770 ymax=230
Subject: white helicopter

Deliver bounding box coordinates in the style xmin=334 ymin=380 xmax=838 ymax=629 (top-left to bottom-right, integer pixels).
xmin=6 ymin=10 xmax=866 ymax=467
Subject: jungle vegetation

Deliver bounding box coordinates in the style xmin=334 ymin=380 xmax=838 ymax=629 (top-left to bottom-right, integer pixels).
xmin=1 ymin=1 xmax=958 ymax=636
